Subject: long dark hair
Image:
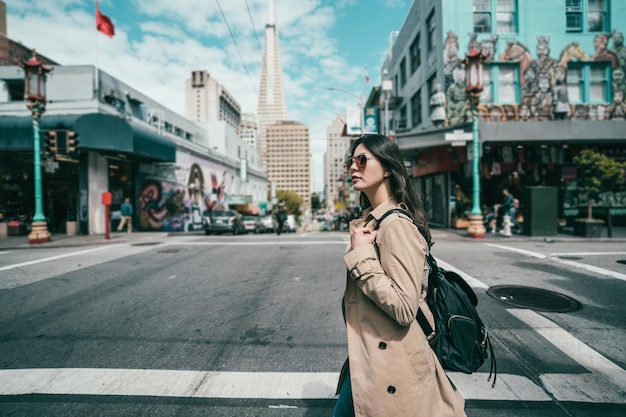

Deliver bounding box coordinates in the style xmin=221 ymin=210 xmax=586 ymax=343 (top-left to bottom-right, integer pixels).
xmin=351 ymin=134 xmax=432 ymax=247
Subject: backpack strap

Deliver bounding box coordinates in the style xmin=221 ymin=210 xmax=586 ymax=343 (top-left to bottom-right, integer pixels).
xmin=376 ymin=208 xmax=437 ymax=341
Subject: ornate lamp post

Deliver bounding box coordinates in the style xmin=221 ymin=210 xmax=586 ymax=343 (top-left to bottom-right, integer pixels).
xmin=464 ymin=48 xmax=486 ymax=238
xmin=22 ymin=50 xmax=52 ymax=244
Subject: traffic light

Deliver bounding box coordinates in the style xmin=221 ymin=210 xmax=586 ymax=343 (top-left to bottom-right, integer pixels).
xmin=55 ymin=130 xmax=68 ymax=154
xmin=43 ymin=130 xmax=58 ymax=155
xmin=67 ymin=131 xmax=79 ymax=154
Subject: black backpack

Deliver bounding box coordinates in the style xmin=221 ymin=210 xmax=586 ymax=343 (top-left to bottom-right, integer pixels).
xmin=377 ymin=209 xmax=496 ymax=387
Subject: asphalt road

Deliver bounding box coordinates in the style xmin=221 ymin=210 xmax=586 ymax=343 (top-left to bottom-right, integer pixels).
xmin=0 ymin=231 xmax=624 ymax=416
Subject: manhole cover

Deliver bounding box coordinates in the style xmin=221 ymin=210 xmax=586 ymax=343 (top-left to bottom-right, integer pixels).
xmin=157 ymin=249 xmax=181 ymax=253
xmin=557 ymin=256 xmax=582 ymax=261
xmin=131 ymin=242 xmax=161 ymax=246
xmin=487 ymin=285 xmax=582 ymax=313
xmin=617 ymin=260 xmax=626 ymax=265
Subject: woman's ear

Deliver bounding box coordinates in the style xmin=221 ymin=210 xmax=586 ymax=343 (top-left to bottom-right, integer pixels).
xmin=384 ymin=171 xmax=391 ymax=178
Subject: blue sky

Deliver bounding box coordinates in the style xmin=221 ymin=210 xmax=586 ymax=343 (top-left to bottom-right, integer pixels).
xmin=7 ymin=0 xmax=412 ymax=193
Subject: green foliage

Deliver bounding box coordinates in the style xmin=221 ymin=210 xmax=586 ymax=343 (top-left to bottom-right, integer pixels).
xmin=573 ymin=149 xmax=626 ymax=219
xmin=310 ymin=193 xmax=322 ymax=210
xmin=276 ymin=190 xmax=303 ymax=219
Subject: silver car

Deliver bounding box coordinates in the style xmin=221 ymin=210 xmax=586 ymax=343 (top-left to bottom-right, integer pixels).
xmin=204 ymin=210 xmax=244 ymax=235
xmin=255 ymin=215 xmax=275 ymax=233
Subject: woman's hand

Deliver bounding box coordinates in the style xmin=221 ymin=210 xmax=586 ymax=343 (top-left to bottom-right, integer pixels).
xmin=350 ymin=227 xmax=377 ymax=249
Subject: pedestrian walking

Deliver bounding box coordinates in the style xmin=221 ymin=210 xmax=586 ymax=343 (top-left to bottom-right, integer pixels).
xmin=334 ymin=134 xmax=466 ymax=417
xmin=117 ymin=197 xmax=133 ymax=233
xmin=276 ymin=200 xmax=287 ymax=236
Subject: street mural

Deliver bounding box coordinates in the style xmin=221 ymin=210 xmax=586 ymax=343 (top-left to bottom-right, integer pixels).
xmin=438 ymin=30 xmax=626 ymax=124
xmin=138 ymin=156 xmax=229 ymax=232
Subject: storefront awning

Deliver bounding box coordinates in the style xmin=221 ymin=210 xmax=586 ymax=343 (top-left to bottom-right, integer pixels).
xmin=0 ymin=113 xmax=176 ymax=162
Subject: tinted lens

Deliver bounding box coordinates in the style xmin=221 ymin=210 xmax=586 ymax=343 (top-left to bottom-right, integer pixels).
xmin=345 ymin=154 xmax=370 ymax=172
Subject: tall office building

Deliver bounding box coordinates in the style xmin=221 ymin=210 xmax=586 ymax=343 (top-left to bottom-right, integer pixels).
xmin=324 ymin=114 xmax=352 ymax=213
xmin=266 ymin=121 xmax=310 ymax=208
xmin=239 ymin=112 xmax=259 ymax=149
xmin=257 ymin=0 xmax=287 ymax=170
xmin=185 ymin=70 xmax=242 ymax=134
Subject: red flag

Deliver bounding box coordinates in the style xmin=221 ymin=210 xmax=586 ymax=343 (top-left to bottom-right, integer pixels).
xmin=96 ymin=1 xmax=115 ymax=38
xmin=364 ymin=70 xmax=370 ymax=84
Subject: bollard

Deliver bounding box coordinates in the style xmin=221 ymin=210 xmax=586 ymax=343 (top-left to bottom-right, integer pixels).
xmin=102 ymin=191 xmax=112 ymax=240
xmin=501 ymin=215 xmax=512 ymax=237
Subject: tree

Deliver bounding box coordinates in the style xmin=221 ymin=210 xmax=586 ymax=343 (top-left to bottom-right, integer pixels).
xmin=573 ymin=149 xmax=626 ymax=220
xmin=310 ymin=193 xmax=321 ymax=211
xmin=276 ymin=190 xmax=303 ymax=219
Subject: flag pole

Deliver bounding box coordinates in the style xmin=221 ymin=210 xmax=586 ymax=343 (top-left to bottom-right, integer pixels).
xmin=95 ymin=1 xmax=99 ymax=100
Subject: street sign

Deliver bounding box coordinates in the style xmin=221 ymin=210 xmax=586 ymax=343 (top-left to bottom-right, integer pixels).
xmin=444 ymin=129 xmax=472 ymax=142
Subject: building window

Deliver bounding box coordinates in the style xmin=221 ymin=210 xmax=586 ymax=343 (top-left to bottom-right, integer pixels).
xmin=409 ymin=32 xmax=421 ymax=74
xmin=567 ymin=63 xmax=610 ymax=103
xmin=400 ymin=57 xmax=407 ymax=87
xmin=566 ymin=0 xmax=607 ymax=33
xmin=426 ymin=10 xmax=436 ymax=53
xmin=482 ymin=65 xmax=519 ymax=104
xmin=411 ymin=89 xmax=422 ymax=127
xmin=473 ymin=0 xmax=517 ymax=33
xmin=398 ymin=105 xmax=408 ymax=130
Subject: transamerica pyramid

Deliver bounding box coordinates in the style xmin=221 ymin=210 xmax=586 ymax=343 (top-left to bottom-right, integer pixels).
xmin=257 ymin=0 xmax=287 ymax=171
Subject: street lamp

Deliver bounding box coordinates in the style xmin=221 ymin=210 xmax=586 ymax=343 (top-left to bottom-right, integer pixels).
xmin=21 ymin=49 xmax=52 ymax=244
xmin=464 ymin=48 xmax=486 ymax=239
xmin=327 ymin=86 xmax=364 ymax=135
xmin=382 ymin=70 xmax=393 ymax=137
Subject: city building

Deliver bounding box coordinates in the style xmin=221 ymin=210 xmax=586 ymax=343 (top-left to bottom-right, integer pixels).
xmin=265 ymin=121 xmax=311 ymax=208
xmin=185 ymin=69 xmax=242 ymax=134
xmin=0 ymin=5 xmax=267 ymax=236
xmin=257 ymin=0 xmax=287 ymax=172
xmin=377 ymin=0 xmax=626 ymax=229
xmin=240 ymin=112 xmax=259 ymax=149
xmin=324 ymin=114 xmax=352 ymax=213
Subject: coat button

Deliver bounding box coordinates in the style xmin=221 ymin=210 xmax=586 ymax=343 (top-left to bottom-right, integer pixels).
xmin=378 ymin=342 xmax=387 ymax=350
xmin=387 ymin=385 xmax=396 ymax=394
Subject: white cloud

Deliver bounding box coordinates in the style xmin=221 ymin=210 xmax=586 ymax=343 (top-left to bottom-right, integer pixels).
xmin=7 ymin=0 xmax=407 ymax=194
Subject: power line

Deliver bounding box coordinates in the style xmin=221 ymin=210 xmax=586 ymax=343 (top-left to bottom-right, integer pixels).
xmin=245 ymin=0 xmax=264 ymax=57
xmin=216 ymin=0 xmax=257 ymax=95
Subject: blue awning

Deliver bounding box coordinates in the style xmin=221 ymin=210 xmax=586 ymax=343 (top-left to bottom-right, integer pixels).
xmin=0 ymin=113 xmax=176 ymax=162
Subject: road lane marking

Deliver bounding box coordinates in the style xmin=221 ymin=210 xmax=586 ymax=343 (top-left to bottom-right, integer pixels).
xmin=168 ymin=241 xmax=348 ymax=246
xmin=550 ymin=252 xmax=626 ymax=256
xmin=435 ymin=258 xmax=489 ymax=289
xmin=485 ymin=244 xmax=626 ymax=281
xmin=485 ymin=244 xmax=548 ymax=259
xmin=508 ymin=308 xmax=626 ymax=391
xmin=0 ymin=245 xmax=118 ymax=272
xmin=0 ymin=369 xmax=559 ymax=402
xmin=0 ymin=251 xmax=9 ymax=255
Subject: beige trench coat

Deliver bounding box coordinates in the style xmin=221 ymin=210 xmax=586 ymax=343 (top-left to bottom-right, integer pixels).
xmin=339 ymin=198 xmax=466 ymax=417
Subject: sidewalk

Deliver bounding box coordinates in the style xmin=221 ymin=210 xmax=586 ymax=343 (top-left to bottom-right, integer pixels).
xmin=0 ymin=226 xmax=625 ymax=250
xmin=0 ymin=231 xmax=171 ymax=250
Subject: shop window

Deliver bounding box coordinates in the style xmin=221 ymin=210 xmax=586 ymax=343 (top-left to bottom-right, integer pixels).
xmin=566 ymin=0 xmax=608 ymax=33
xmin=473 ymin=0 xmax=517 ymax=34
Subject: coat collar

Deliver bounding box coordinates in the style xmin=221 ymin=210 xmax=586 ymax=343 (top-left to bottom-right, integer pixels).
xmin=363 ymin=198 xmax=399 ymax=223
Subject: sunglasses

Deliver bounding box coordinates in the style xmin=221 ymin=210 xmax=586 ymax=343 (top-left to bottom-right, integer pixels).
xmin=345 ymin=154 xmax=377 ymax=172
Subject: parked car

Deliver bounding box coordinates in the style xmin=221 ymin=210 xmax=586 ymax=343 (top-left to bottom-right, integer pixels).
xmin=204 ymin=210 xmax=244 ymax=235
xmin=255 ymin=215 xmax=275 ymax=233
xmin=283 ymin=214 xmax=297 ymax=233
xmin=320 ymin=222 xmax=330 ymax=232
xmin=242 ymin=216 xmax=257 ymax=233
